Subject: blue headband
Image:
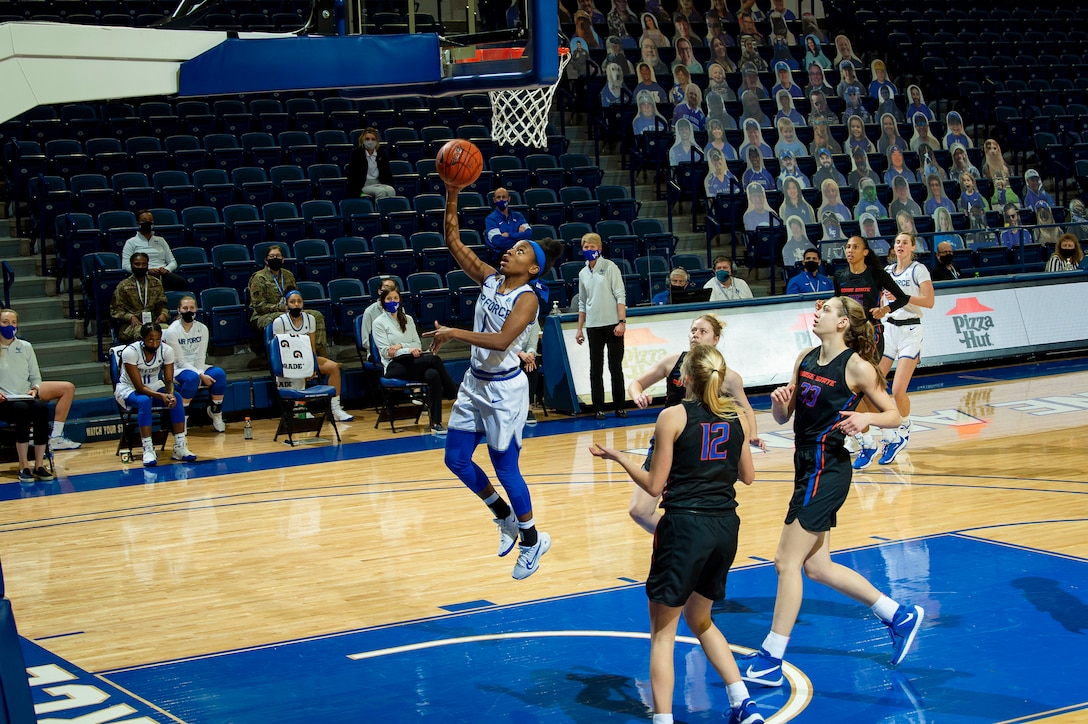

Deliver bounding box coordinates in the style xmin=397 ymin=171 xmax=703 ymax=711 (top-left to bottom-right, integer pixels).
xmin=527 ymin=241 xmax=546 ymax=280
xmin=285 ymin=290 xmax=302 ymax=301
xmin=526 ymin=241 xmax=550 ymax=304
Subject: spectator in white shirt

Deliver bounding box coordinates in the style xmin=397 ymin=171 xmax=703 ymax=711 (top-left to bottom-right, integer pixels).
xmin=163 ymin=295 xmax=228 ymax=432
xmin=575 ymin=233 xmax=628 ymax=419
xmin=0 ymin=308 xmax=56 ymax=481
xmin=0 ymin=307 xmax=81 ymax=452
xmin=372 ymin=288 xmax=458 ymax=434
xmin=359 ymin=277 xmax=400 ymax=361
xmin=703 ymin=256 xmax=754 ymax=300
xmin=121 ymin=210 xmax=187 ymax=291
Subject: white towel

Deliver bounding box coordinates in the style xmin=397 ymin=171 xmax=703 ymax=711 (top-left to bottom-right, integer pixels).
xmin=274 ymin=333 xmax=315 ymax=390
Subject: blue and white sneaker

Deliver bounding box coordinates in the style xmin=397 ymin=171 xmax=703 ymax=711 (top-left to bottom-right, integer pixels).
xmin=172 ymin=442 xmax=197 ymax=463
xmin=738 ymin=649 xmax=784 ymax=687
xmin=494 ymin=515 xmax=519 ymax=557
xmin=887 ymin=604 xmax=925 ymax=665
xmin=853 ymin=445 xmax=879 ymax=470
xmin=879 ymin=436 xmax=908 ymax=465
xmin=511 ymin=531 xmax=551 ymax=580
xmin=727 ymin=698 xmax=765 ymax=724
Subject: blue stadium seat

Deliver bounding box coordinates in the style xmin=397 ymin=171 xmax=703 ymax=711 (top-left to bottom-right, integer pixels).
xmin=201 ymin=286 xmax=249 ymax=348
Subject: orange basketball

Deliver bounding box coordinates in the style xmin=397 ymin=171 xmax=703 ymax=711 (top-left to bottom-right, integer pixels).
xmin=436 ymin=139 xmax=484 ymax=187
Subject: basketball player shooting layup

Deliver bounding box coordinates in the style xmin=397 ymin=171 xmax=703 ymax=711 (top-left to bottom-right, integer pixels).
xmin=423 ymin=140 xmax=564 ymax=580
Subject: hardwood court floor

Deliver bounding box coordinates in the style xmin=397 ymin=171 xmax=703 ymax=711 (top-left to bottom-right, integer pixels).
xmin=1 ymin=365 xmax=1087 ymax=719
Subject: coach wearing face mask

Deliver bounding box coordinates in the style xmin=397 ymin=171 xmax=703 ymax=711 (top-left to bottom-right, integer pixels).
xmin=575 ymin=233 xmax=627 ymax=420
xmin=111 ymin=252 xmax=169 ymax=343
xmin=484 ymin=187 xmax=532 ymax=252
xmin=346 ymin=126 xmax=395 ymax=200
xmin=702 ymin=256 xmax=753 ymax=301
xmin=785 ymin=248 xmax=833 ymax=295
xmin=248 ymin=245 xmax=329 ymax=356
xmin=121 ymin=210 xmax=187 ymax=291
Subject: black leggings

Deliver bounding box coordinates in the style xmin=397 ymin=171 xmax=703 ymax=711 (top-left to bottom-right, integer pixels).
xmin=0 ymin=399 xmax=51 ymax=445
xmin=587 ymin=324 xmax=625 ymax=411
xmin=386 ymin=354 xmax=458 ymax=424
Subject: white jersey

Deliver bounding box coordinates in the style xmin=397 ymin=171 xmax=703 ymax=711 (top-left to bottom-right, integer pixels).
xmin=115 ymin=342 xmax=175 ymax=402
xmin=884 ymin=260 xmax=931 ymax=321
xmin=162 ymin=319 xmax=210 ymax=374
xmin=272 ymin=311 xmax=317 ymax=337
xmin=470 ymin=274 xmax=536 ymax=377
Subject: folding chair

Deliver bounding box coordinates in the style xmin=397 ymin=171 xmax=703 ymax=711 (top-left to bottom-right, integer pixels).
xmin=268 ymin=333 xmax=341 ymax=446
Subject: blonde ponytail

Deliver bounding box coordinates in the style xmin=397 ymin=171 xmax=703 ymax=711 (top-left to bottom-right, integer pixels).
xmin=682 ymin=344 xmax=741 ymax=420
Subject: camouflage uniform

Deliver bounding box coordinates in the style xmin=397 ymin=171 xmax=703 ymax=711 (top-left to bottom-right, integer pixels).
xmin=110 ymin=274 xmax=168 ymax=343
xmin=248 ymin=267 xmax=327 ymax=356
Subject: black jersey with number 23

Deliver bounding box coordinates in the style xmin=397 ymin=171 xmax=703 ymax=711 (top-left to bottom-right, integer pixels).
xmin=794 ymin=347 xmax=862 ymax=449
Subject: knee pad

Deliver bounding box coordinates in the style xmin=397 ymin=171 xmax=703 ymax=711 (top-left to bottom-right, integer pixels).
xmin=209 ymin=367 xmax=228 ymax=396
xmin=175 ymin=370 xmax=199 ymax=400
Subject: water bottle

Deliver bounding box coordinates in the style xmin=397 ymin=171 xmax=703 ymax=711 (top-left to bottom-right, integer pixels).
xmin=550 ymin=300 xmax=560 ymax=316
xmin=243 ymin=417 xmax=253 ymax=440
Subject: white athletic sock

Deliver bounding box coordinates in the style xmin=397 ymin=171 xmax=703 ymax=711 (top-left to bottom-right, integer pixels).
xmin=517 ymin=517 xmax=535 ymax=531
xmin=881 ymin=427 xmax=898 ymax=443
xmin=860 ymin=431 xmax=876 ymax=449
xmin=872 ymin=594 xmax=899 ymax=622
xmin=900 ymin=416 xmax=912 ymax=433
xmin=762 ymin=631 xmax=789 ymax=659
xmin=727 ymin=681 xmax=751 ymax=709
xmin=652 ymin=714 xmax=673 ymax=724
xmin=174 ymin=431 xmax=186 ymax=446
xmin=141 ymin=436 xmax=154 ymax=450
xmin=483 ymin=492 xmax=500 ymax=506
xmin=331 ymin=395 xmax=343 ymax=408
xmin=51 ymin=421 xmax=65 ymax=438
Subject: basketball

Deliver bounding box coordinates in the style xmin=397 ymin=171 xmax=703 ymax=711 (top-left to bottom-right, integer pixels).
xmin=436 ymin=139 xmax=483 ymax=187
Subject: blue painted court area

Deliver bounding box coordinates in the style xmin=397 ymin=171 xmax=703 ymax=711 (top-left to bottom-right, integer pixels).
xmin=32 ymin=534 xmax=1078 ymax=723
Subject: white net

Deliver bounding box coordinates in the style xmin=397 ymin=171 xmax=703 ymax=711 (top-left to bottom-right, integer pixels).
xmin=489 ymin=49 xmax=571 ymax=148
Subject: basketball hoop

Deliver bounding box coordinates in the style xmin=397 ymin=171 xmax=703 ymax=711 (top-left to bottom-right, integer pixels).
xmin=489 ymin=47 xmax=571 ymax=149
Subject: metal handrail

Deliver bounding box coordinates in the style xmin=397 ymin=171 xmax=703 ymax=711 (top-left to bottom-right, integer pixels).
xmin=2 ymin=260 xmax=13 ymax=309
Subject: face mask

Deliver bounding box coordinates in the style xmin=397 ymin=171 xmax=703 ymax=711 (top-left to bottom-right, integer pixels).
xmin=716 ymin=269 xmax=731 ymax=282
xmin=495 ymin=200 xmax=508 ymax=211
xmin=364 ymin=140 xmax=377 ymax=150
xmin=582 ymin=249 xmax=601 ymax=262
xmin=803 ymin=260 xmax=820 ymax=273
xmin=938 ymin=253 xmax=953 ymax=265
xmin=267 ymin=258 xmax=283 ymax=271
xmin=383 ymin=301 xmax=399 ymax=313
xmin=1059 ymin=246 xmax=1075 ymax=258
xmin=288 ymin=307 xmax=303 ymax=318
xmin=670 ymin=284 xmax=687 ymax=293
xmin=0 ymin=325 xmax=16 ymax=340
xmin=180 ymin=311 xmax=196 ymax=323
xmin=133 ymin=267 xmax=148 ymax=279
xmin=139 ymin=221 xmax=153 ymax=234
